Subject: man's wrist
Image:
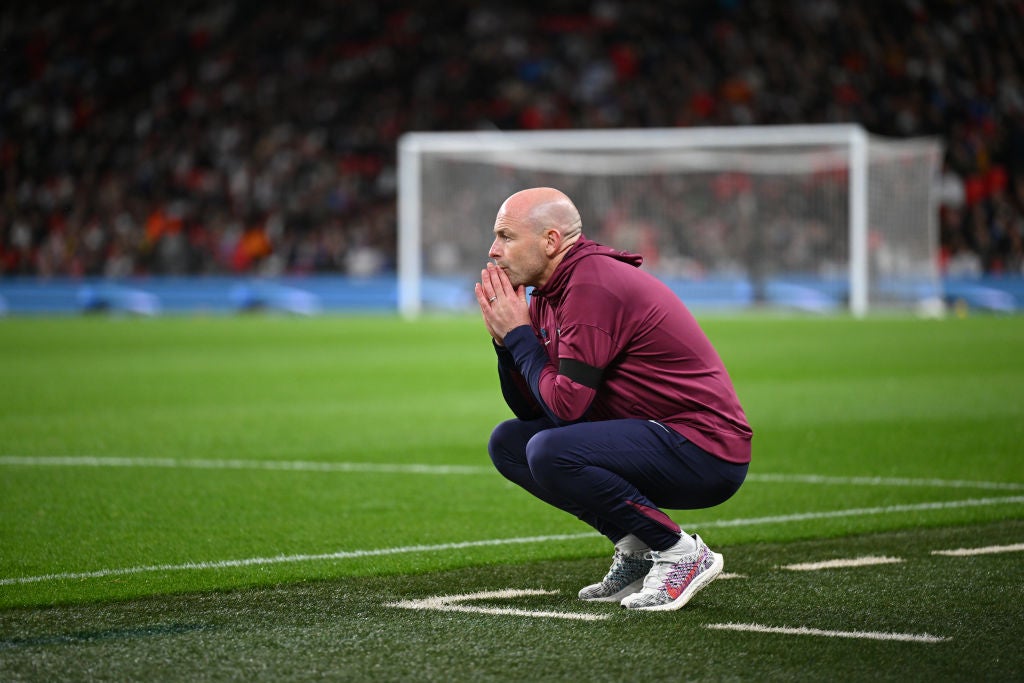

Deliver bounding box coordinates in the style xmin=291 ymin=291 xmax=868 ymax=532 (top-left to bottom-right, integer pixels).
xmin=502 ymin=324 xmax=534 ymax=349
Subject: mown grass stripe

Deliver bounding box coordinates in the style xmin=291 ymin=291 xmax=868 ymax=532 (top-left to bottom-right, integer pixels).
xmin=3 ymin=496 xmax=1021 ymax=587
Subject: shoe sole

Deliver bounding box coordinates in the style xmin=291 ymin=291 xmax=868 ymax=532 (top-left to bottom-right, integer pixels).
xmin=578 ymin=577 xmax=645 ymax=602
xmin=624 ymin=552 xmax=724 ymax=612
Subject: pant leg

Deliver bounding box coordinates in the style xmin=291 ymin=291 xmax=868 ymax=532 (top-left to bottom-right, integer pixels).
xmin=489 ymin=417 xmax=747 ymax=551
xmin=488 ymin=418 xmax=629 ymax=542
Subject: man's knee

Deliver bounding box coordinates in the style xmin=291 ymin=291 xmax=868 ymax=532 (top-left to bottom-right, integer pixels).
xmin=488 ymin=419 xmax=526 ymax=475
xmin=524 ymin=428 xmax=577 ymax=486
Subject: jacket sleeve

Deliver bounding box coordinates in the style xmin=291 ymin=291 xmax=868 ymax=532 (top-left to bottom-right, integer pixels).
xmin=504 ymin=323 xmax=611 ymax=425
xmin=494 ymin=341 xmax=544 ymax=420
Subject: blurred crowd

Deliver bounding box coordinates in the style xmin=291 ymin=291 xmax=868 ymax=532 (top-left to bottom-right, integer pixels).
xmin=1 ymin=0 xmax=1023 ymax=278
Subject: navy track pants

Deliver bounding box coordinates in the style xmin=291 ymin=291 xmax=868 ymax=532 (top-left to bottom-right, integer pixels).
xmin=488 ymin=417 xmax=748 ymax=551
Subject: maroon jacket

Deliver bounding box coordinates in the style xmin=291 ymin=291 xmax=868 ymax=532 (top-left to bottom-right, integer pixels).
xmin=498 ymin=236 xmax=752 ymax=464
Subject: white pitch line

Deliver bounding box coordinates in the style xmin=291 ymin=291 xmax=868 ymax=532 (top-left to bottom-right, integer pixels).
xmin=705 ymin=622 xmax=948 ymax=643
xmin=931 ymin=543 xmax=1024 ymax=557
xmin=2 ymin=495 xmax=1021 ymax=587
xmin=2 ymin=456 xmax=1022 ymax=491
xmin=0 ymin=532 xmax=597 ymax=587
xmin=0 ymin=456 xmax=491 ymax=476
xmin=696 ymin=496 xmax=1024 ymax=529
xmin=387 ymin=588 xmax=609 ymax=622
xmin=782 ymin=555 xmax=904 ymax=571
xmin=746 ymin=473 xmax=1024 ymax=492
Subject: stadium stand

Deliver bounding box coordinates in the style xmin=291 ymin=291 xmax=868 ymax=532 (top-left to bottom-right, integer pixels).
xmin=1 ymin=1 xmax=1023 ymax=279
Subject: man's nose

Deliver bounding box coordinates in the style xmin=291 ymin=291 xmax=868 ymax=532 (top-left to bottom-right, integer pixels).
xmin=488 ymin=239 xmax=501 ymax=259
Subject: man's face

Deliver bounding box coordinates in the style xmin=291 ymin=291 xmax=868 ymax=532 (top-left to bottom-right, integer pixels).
xmin=488 ymin=214 xmax=548 ymax=289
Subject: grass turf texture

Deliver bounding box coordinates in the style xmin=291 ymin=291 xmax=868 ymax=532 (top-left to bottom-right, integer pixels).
xmin=1 ymin=521 xmax=1021 ymax=682
xmin=1 ymin=314 xmax=1022 ymax=680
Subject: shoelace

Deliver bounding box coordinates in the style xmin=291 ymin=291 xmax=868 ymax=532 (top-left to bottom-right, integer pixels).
xmin=602 ymin=551 xmax=626 ymax=583
xmin=605 ymin=550 xmax=642 ymax=583
xmin=640 ymin=550 xmax=672 ymax=589
xmin=641 ymin=547 xmax=702 ymax=590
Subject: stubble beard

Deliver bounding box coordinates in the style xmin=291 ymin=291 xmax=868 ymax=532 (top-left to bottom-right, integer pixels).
xmin=494 ymin=263 xmax=522 ymax=289
xmin=497 ymin=256 xmax=545 ymax=290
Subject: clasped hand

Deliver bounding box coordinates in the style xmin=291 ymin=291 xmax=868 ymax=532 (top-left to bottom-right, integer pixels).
xmin=474 ymin=263 xmax=530 ymax=345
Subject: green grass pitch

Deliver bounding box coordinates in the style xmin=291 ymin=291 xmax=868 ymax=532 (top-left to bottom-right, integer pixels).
xmin=1 ymin=313 xmax=1022 ymax=681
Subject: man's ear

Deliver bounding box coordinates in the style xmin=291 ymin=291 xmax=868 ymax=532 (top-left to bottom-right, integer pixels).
xmin=544 ymin=228 xmax=560 ymax=256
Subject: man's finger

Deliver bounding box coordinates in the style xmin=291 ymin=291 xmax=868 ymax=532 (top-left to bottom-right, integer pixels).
xmin=474 ymin=282 xmax=489 ymax=310
xmin=496 ymin=266 xmax=518 ymax=299
xmin=480 ymin=268 xmax=501 ymax=301
xmin=488 ymin=263 xmax=519 ymax=300
xmin=485 ymin=268 xmax=506 ymax=300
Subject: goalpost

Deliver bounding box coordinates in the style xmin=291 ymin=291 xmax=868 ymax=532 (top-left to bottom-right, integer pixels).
xmin=397 ymin=125 xmax=942 ymax=318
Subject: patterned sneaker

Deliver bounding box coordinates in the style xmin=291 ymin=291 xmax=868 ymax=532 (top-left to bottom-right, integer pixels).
xmin=620 ymin=534 xmax=723 ymax=611
xmin=578 ymin=549 xmax=653 ymax=602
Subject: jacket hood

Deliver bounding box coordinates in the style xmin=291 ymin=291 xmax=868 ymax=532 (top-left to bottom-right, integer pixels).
xmin=535 ymin=236 xmax=643 ymax=299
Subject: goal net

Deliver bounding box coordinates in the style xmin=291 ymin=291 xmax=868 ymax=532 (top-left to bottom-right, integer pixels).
xmin=397 ymin=125 xmax=943 ymax=317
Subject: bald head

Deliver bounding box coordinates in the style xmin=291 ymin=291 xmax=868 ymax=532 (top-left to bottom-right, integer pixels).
xmin=498 ymin=187 xmax=583 ymax=240
xmin=489 ymin=187 xmax=584 ymax=290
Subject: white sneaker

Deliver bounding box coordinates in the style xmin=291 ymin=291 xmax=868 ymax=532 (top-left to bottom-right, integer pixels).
xmin=578 ymin=549 xmax=653 ymax=602
xmin=620 ymin=534 xmax=723 ymax=611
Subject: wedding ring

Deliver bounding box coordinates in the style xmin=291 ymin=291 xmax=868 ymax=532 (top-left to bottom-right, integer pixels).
xmin=488 ymin=296 xmax=497 ymax=303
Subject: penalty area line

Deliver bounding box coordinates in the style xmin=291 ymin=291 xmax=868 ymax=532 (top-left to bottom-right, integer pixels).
xmin=705 ymin=622 xmax=948 ymax=643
